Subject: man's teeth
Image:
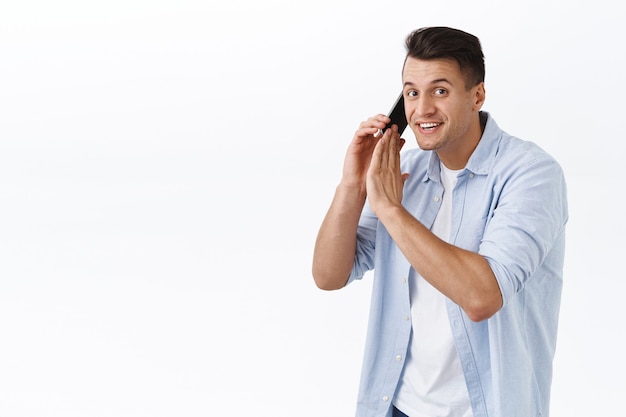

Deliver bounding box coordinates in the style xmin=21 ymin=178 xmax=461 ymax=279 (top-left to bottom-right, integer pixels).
xmin=420 ymin=122 xmax=440 ymax=129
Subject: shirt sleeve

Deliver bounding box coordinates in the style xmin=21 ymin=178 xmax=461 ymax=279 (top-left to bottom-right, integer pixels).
xmin=348 ymin=200 xmax=378 ymax=284
xmin=479 ymin=155 xmax=568 ymax=306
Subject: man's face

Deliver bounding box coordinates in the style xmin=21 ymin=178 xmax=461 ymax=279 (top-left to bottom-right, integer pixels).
xmin=402 ymin=56 xmax=485 ymax=163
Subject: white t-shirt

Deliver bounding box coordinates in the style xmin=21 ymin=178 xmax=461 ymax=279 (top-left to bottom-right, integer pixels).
xmin=393 ymin=163 xmax=473 ymax=417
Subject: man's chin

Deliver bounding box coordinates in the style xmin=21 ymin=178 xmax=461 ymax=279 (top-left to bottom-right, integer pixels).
xmin=415 ymin=140 xmax=437 ymax=151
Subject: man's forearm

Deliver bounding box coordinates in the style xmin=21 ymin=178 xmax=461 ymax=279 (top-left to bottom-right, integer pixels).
xmin=312 ymin=184 xmax=367 ymax=290
xmin=377 ymin=205 xmax=503 ymax=321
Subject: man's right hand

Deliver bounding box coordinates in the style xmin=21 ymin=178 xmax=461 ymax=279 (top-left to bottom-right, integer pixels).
xmin=340 ymin=114 xmax=392 ymax=193
xmin=312 ymin=114 xmax=401 ymax=290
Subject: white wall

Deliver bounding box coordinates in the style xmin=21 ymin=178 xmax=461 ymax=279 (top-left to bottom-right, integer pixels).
xmin=1 ymin=0 xmax=623 ymax=415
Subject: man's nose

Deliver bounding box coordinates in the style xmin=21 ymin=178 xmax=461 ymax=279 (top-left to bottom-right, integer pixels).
xmin=414 ymin=96 xmax=435 ymax=118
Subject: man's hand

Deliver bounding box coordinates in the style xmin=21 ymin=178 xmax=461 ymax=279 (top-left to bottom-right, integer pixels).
xmin=312 ymin=114 xmax=394 ymax=290
xmin=340 ymin=114 xmax=391 ymax=193
xmin=366 ymin=124 xmax=409 ymax=217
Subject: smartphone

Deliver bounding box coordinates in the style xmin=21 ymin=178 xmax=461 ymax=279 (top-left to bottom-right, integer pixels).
xmin=383 ymin=92 xmax=408 ymax=135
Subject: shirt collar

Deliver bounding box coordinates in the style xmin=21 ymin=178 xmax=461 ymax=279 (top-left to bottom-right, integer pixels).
xmin=425 ymin=111 xmax=501 ymax=181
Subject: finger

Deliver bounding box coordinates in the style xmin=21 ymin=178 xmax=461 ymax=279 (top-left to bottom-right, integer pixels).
xmin=357 ymin=119 xmax=390 ymax=142
xmin=371 ymin=114 xmax=391 ymax=124
xmin=370 ymin=129 xmax=385 ymax=171
xmin=355 ymin=127 xmax=381 ymax=140
xmin=379 ymin=126 xmax=395 ymax=169
xmin=359 ymin=114 xmax=390 ymax=130
xmin=385 ymin=125 xmax=401 ymax=169
xmin=389 ymin=125 xmax=398 ymax=154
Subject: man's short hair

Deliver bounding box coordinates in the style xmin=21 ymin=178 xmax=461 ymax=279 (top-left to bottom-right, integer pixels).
xmin=404 ymin=27 xmax=485 ymax=89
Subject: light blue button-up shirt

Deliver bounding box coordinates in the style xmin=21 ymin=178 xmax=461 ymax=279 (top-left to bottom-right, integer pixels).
xmin=348 ymin=112 xmax=568 ymax=417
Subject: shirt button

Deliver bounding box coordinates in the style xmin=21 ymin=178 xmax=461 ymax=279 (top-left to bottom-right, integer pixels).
xmin=469 ymin=173 xmax=474 ymax=178
xmin=395 ymin=355 xmax=402 ymax=361
xmin=404 ymin=315 xmax=410 ymax=321
xmin=434 ymin=196 xmax=441 ymax=202
xmin=382 ymin=396 xmax=389 ymax=402
xmin=402 ymin=277 xmax=407 ymax=284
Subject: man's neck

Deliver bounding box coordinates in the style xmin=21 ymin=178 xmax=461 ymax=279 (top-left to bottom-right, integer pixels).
xmin=438 ymin=112 xmax=485 ymax=170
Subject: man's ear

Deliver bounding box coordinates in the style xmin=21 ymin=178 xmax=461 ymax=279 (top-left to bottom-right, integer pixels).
xmin=473 ymin=82 xmax=486 ymax=111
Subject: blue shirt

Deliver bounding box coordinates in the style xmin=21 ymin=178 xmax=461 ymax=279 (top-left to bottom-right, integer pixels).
xmin=348 ymin=112 xmax=568 ymax=417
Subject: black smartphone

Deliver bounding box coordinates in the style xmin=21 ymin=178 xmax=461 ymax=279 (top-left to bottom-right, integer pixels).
xmin=383 ymin=92 xmax=408 ymax=135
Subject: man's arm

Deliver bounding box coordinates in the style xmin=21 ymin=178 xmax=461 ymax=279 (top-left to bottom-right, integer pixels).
xmin=312 ymin=115 xmax=398 ymax=290
xmin=379 ymin=207 xmax=502 ymax=321
xmin=312 ymin=183 xmax=366 ymax=290
xmin=366 ymin=131 xmax=502 ymax=321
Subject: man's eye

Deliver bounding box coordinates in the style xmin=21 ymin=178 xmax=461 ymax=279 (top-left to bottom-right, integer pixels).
xmin=434 ymin=88 xmax=447 ymax=95
xmin=407 ymin=90 xmax=418 ymax=97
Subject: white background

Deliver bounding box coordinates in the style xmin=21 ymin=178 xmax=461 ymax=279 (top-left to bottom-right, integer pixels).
xmin=1 ymin=0 xmax=624 ymax=416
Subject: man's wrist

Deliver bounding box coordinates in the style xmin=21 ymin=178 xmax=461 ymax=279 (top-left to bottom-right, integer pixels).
xmin=336 ymin=180 xmax=367 ymax=202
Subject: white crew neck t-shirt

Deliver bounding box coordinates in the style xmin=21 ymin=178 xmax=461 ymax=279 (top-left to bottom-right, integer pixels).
xmin=394 ymin=163 xmax=473 ymax=417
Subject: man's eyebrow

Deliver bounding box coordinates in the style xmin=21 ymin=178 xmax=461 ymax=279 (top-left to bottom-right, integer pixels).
xmin=403 ymin=78 xmax=454 ymax=88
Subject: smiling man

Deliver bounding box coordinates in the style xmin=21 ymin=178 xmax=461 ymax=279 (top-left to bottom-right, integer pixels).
xmin=312 ymin=27 xmax=568 ymax=417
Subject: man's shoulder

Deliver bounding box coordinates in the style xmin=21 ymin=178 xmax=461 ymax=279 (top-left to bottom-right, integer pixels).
xmin=495 ymin=135 xmax=561 ymax=169
xmin=478 ymin=112 xmax=561 ymax=169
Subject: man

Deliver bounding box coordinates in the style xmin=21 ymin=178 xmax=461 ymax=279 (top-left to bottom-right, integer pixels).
xmin=312 ymin=27 xmax=568 ymax=417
